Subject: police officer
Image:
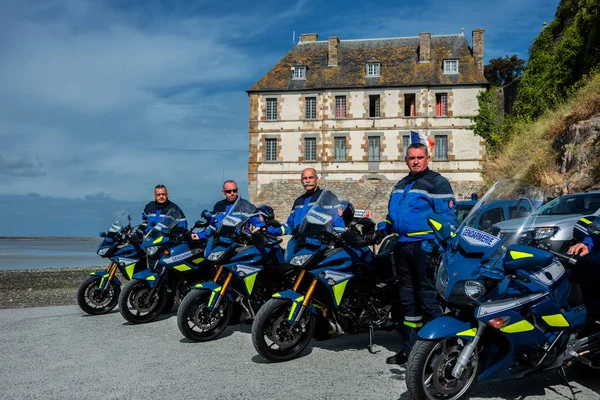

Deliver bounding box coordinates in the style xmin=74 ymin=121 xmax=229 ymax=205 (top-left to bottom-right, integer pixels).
xmin=267 ymin=168 xmax=345 ymax=236
xmin=191 ymin=180 xmax=263 ymax=240
xmin=376 ymin=143 xmax=457 ymax=364
xmin=568 ymin=218 xmax=600 ymax=318
xmin=142 ymin=184 xmax=187 ymax=233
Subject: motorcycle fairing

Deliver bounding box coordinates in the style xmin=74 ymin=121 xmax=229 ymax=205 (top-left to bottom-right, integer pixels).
xmin=225 ymin=263 xmax=263 ymax=295
xmin=272 ymin=290 xmax=317 ymax=322
xmin=90 ymin=270 xmax=123 ymax=288
xmin=194 ymin=281 xmax=234 ymax=310
xmin=418 ymin=315 xmax=478 ymax=340
xmin=308 ymin=267 xmax=354 ymax=308
xmin=132 ymin=269 xmax=160 ymax=288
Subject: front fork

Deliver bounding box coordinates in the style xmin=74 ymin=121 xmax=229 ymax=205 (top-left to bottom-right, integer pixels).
xmin=99 ymin=261 xmax=118 ymax=290
xmin=290 ymin=270 xmax=318 ymax=329
xmin=208 ymin=265 xmax=233 ymax=314
xmin=452 ymin=320 xmax=486 ymax=378
xmin=146 ymin=267 xmax=168 ymax=301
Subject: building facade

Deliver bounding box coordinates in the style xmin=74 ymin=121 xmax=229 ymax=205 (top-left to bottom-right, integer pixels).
xmin=247 ymin=30 xmax=488 ymax=219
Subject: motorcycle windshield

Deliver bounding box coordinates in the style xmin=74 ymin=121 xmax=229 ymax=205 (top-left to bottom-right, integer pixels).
xmin=108 ymin=210 xmax=130 ymax=233
xmin=294 ymin=189 xmax=342 ymax=248
xmin=215 ymin=197 xmax=257 ymax=239
xmin=457 ymin=179 xmax=545 ymax=262
xmin=144 ymin=208 xmax=182 ymax=244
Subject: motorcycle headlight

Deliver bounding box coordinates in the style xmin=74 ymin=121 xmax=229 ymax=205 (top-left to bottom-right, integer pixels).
xmin=464 ymin=280 xmax=486 ymax=301
xmin=290 ymin=254 xmax=313 ymax=266
xmin=97 ymin=247 xmax=109 ymax=256
xmin=435 ymin=262 xmax=449 ymax=297
xmin=448 ymin=280 xmax=487 ymax=304
xmin=207 ymin=250 xmax=225 ymax=261
xmin=144 ymin=246 xmax=159 ymax=256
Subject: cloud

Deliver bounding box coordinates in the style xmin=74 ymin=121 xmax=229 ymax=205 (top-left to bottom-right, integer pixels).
xmin=0 ymin=153 xmax=46 ymax=177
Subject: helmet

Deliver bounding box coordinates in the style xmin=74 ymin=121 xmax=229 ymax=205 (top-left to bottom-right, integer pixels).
xmin=341 ymin=201 xmax=355 ymax=227
xmin=257 ymin=204 xmax=274 ymax=223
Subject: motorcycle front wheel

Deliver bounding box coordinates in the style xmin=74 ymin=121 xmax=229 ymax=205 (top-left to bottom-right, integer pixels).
xmin=118 ymin=279 xmax=167 ymax=324
xmin=177 ymin=289 xmax=232 ymax=342
xmin=406 ymin=338 xmax=480 ymax=400
xmin=251 ymin=298 xmax=315 ymax=362
xmin=77 ymin=275 xmax=121 ymax=315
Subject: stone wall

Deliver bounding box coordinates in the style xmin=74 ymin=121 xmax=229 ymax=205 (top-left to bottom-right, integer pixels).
xmin=253 ymin=179 xmax=483 ymax=224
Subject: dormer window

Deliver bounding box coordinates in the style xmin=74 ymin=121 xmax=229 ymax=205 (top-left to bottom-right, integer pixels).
xmin=293 ymin=66 xmax=306 ymax=80
xmin=366 ymin=62 xmax=380 ymax=77
xmin=443 ymin=60 xmax=459 ymax=74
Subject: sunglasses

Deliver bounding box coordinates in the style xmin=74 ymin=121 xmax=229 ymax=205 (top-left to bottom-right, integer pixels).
xmin=224 ymin=189 xmax=238 ymax=194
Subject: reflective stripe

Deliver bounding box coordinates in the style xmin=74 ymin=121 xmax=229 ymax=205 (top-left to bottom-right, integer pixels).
xmin=407 ymin=230 xmax=433 ymax=237
xmin=457 ymin=328 xmax=477 ymax=337
xmin=500 ymin=320 xmax=534 ymax=333
xmin=542 ymin=314 xmax=570 ymax=327
xmin=580 ymin=218 xmax=592 ymax=225
xmin=384 ymin=220 xmax=391 ymax=224
xmin=510 ymin=251 xmax=533 ymax=260
xmin=392 ymin=189 xmax=404 ymax=195
xmin=409 ymin=189 xmax=455 ymax=199
xmin=404 ymin=315 xmax=423 ymax=322
xmin=403 ymin=321 xmax=423 ymax=328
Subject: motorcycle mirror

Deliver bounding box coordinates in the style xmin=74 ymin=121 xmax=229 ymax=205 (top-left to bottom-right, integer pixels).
xmin=588 ymin=217 xmax=600 ymax=236
xmin=194 ymin=220 xmax=207 ymax=229
xmin=426 ymin=212 xmax=454 ymax=246
xmin=99 ymin=232 xmax=107 ymax=237
xmin=201 ymin=210 xmax=212 ymax=221
xmin=128 ymin=214 xmax=132 ymax=223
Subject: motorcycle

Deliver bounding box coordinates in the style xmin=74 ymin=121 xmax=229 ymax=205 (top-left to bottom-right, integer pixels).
xmin=118 ymin=209 xmax=213 ymax=324
xmin=251 ymin=189 xmax=401 ymax=362
xmin=177 ymin=198 xmax=292 ymax=342
xmin=405 ymin=179 xmax=600 ymax=400
xmin=77 ymin=210 xmax=147 ymax=315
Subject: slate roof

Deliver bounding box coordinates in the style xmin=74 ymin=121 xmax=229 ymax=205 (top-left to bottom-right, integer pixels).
xmin=248 ymin=35 xmax=488 ymax=93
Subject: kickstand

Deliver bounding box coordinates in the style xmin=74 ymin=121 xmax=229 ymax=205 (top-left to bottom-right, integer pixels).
xmin=368 ymin=325 xmax=379 ymax=354
xmin=557 ymin=365 xmax=577 ymax=400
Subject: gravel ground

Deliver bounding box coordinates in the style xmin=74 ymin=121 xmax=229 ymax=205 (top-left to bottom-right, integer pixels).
xmin=0 ymin=267 xmax=106 ymax=309
xmin=1 ymin=306 xmax=599 ymax=400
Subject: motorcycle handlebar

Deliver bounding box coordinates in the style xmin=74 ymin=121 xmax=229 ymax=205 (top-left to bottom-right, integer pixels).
xmin=548 ymin=249 xmax=578 ymax=265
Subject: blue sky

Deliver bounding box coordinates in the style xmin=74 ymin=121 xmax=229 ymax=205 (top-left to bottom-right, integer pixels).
xmin=0 ymin=0 xmax=559 ymax=236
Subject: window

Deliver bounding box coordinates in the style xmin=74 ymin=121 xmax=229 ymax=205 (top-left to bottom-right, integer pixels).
xmin=402 ymin=135 xmax=410 ymax=157
xmin=435 ymin=135 xmax=448 ymax=160
xmin=435 ymin=93 xmax=448 ymax=116
xmin=265 ymin=138 xmax=277 ymax=161
xmin=369 ymin=95 xmax=380 ymax=118
xmin=305 ymin=138 xmax=317 ymax=161
xmin=366 ymin=62 xmax=380 ymax=77
xmin=335 ymin=96 xmax=346 ymax=118
xmin=305 ymin=97 xmax=316 ymax=120
xmin=293 ymin=66 xmax=306 ymax=80
xmin=404 ymin=94 xmax=416 ymax=117
xmin=477 ymin=207 xmax=505 ymax=231
xmin=334 ymin=137 xmax=346 ymax=161
xmin=443 ymin=60 xmax=459 ymax=74
xmin=368 ymin=136 xmax=380 ymax=161
xmin=266 ymin=98 xmax=277 ymax=121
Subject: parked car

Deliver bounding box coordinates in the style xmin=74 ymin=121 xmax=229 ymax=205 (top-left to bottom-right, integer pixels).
xmin=455 ymin=200 xmax=478 ymax=225
xmin=460 ymin=199 xmax=534 ymax=231
xmin=493 ymin=191 xmax=600 ymax=252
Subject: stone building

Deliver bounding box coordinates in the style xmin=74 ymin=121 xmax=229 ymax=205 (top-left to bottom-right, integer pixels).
xmin=247 ymin=30 xmax=488 ymax=222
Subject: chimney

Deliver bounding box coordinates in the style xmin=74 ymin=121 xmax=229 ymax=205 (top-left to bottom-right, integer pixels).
xmin=328 ymin=36 xmax=340 ymax=66
xmin=419 ymin=32 xmax=431 ymax=62
xmin=472 ymin=28 xmax=484 ymax=74
xmin=300 ymin=33 xmax=318 ymax=43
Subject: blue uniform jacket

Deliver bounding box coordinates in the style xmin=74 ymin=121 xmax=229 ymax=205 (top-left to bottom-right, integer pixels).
xmin=142 ymin=201 xmax=187 ymax=233
xmin=377 ymin=168 xmax=456 ymax=242
xmin=583 ymin=235 xmax=599 ymax=253
xmin=267 ymin=187 xmax=345 ymax=236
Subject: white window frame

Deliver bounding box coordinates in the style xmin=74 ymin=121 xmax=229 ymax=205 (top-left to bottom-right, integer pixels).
xmin=335 ymin=96 xmax=346 ymax=119
xmin=435 ymin=135 xmax=448 ymax=160
xmin=402 ymin=135 xmax=410 ymax=157
xmin=368 ymin=136 xmax=380 ymax=161
xmin=305 ymin=137 xmax=317 ymax=161
xmin=443 ymin=60 xmax=459 ymax=74
xmin=266 ymin=98 xmax=277 ymax=121
xmin=305 ymin=97 xmax=317 ymax=120
xmin=334 ymin=136 xmax=346 ymax=161
xmin=293 ymin=66 xmax=306 ymax=80
xmin=366 ymin=62 xmax=380 ymax=77
xmin=265 ymin=138 xmax=277 ymax=161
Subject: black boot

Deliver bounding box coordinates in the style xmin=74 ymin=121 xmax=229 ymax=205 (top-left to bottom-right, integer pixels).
xmin=386 ymin=349 xmax=410 ymax=365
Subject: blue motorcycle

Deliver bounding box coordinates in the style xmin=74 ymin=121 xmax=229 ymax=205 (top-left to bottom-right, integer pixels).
xmin=251 ymin=189 xmax=400 ymax=362
xmin=405 ymin=179 xmax=600 ymax=400
xmin=77 ymin=210 xmax=147 ymax=315
xmin=119 ymin=209 xmax=213 ymax=324
xmin=177 ymin=198 xmax=291 ymax=342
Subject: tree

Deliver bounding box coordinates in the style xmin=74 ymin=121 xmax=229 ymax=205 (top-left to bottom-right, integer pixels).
xmin=484 ymin=55 xmax=526 ymax=87
xmin=472 ymin=88 xmax=504 ymax=154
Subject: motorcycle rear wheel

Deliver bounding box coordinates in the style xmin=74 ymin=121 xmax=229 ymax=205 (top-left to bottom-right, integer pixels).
xmin=406 ymin=339 xmax=480 ymax=400
xmin=177 ymin=289 xmax=232 ymax=342
xmin=118 ymin=279 xmax=167 ymax=324
xmin=76 ymin=275 xmax=120 ymax=315
xmin=251 ymin=298 xmax=315 ymax=362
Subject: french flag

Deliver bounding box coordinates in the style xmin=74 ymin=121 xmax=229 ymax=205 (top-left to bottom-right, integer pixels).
xmin=410 ymin=130 xmax=435 ymax=150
